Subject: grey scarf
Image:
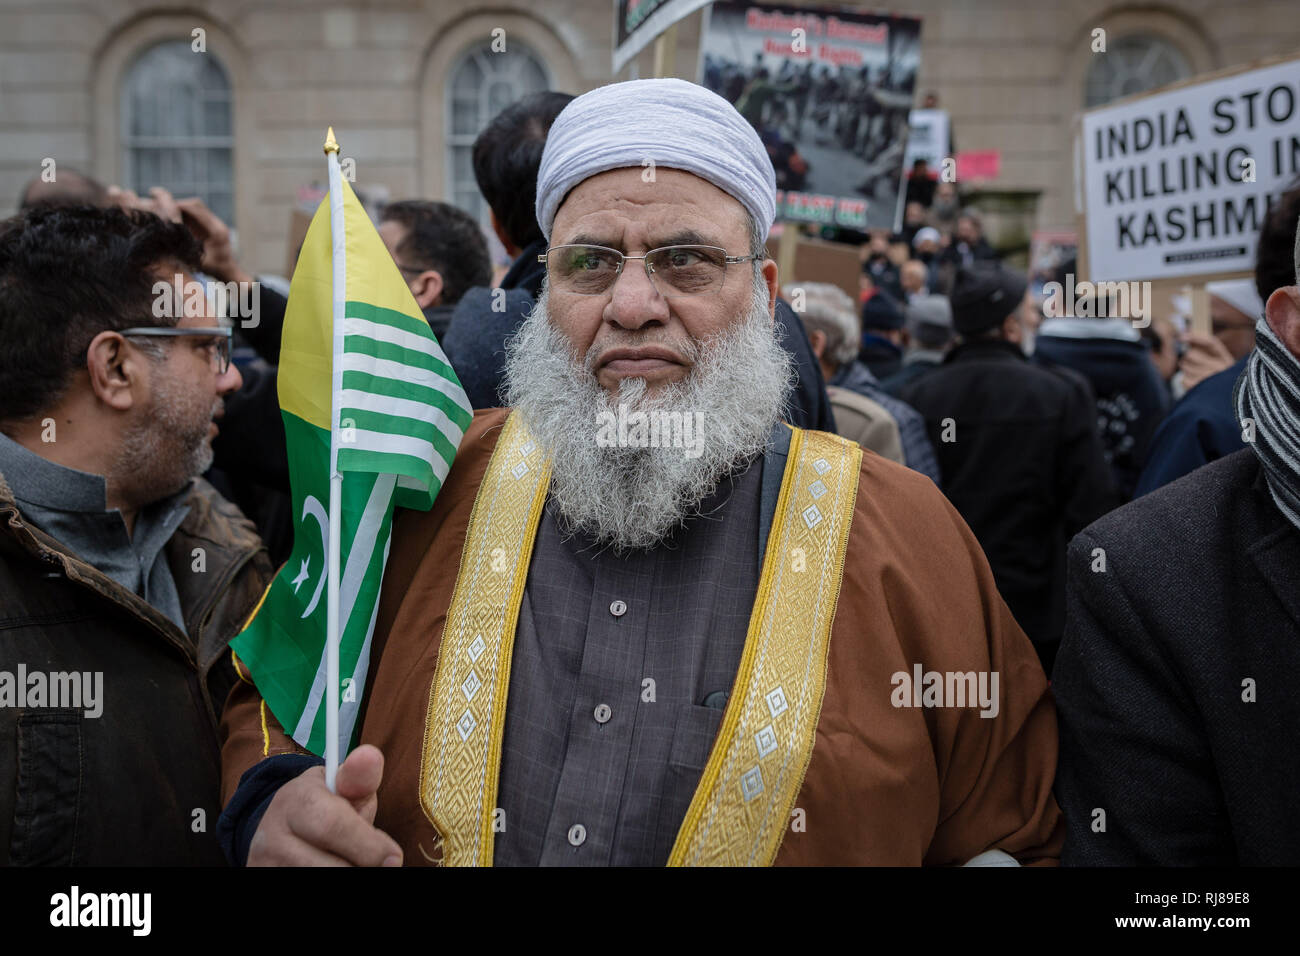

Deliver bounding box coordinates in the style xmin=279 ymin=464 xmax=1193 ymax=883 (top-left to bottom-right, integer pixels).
xmin=1235 ymin=314 xmax=1300 ymax=531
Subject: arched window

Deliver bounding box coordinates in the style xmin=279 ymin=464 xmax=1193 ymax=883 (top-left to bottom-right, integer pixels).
xmin=1084 ymin=34 xmax=1193 ymax=108
xmin=446 ymin=42 xmax=550 ymax=224
xmin=121 ymin=41 xmax=235 ymax=224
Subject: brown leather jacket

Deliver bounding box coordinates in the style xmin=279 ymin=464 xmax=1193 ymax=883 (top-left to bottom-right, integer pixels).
xmin=0 ymin=471 xmax=274 ymax=865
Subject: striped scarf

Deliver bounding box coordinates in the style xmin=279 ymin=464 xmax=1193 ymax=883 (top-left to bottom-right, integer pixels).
xmin=1235 ymin=315 xmax=1300 ymax=531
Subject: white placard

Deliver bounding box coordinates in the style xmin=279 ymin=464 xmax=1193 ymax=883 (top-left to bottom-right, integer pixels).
xmin=904 ymin=108 xmax=950 ymax=171
xmin=1081 ymin=56 xmax=1300 ymax=282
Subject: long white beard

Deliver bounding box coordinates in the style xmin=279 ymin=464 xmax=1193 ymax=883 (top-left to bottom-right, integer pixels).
xmin=503 ymin=276 xmax=795 ymax=551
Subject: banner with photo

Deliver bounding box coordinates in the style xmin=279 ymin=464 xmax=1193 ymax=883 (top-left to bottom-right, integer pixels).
xmin=699 ymin=1 xmax=923 ymax=232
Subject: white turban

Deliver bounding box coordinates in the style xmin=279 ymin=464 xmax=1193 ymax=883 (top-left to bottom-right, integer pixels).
xmin=1206 ymin=278 xmax=1264 ymax=320
xmin=534 ymin=78 xmax=777 ymax=241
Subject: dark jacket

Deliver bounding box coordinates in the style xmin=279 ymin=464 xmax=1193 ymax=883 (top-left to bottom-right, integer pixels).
xmin=831 ymin=360 xmax=940 ymax=484
xmin=0 ymin=473 xmax=274 ymax=865
xmin=858 ymin=332 xmax=903 ymax=381
xmin=498 ymin=238 xmax=548 ymax=299
xmin=441 ymin=239 xmax=549 ymax=410
xmin=1134 ymin=355 xmax=1248 ymax=497
xmin=1054 ymin=449 xmax=1300 ymax=864
xmin=444 ymin=269 xmax=836 ymax=433
xmin=424 ymin=303 xmax=456 ymax=342
xmin=1033 ymin=319 xmax=1171 ymax=501
xmin=879 ymin=354 xmax=942 ymax=397
xmin=212 ymin=284 xmax=292 ymax=564
xmin=938 ymin=237 xmax=997 ymax=270
xmin=900 ymin=338 xmax=1114 ymax=665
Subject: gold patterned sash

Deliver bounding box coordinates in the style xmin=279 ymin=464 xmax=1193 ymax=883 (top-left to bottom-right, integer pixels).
xmin=419 ymin=414 xmax=860 ymax=865
xmin=419 ymin=413 xmax=550 ymax=865
xmin=668 ymin=425 xmax=860 ymax=865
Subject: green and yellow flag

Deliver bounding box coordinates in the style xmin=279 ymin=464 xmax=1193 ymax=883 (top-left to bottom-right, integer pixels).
xmin=231 ymin=144 xmax=472 ymax=758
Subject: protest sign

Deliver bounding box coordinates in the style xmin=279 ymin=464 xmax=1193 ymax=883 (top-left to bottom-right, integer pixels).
xmin=904 ymin=108 xmax=950 ymax=172
xmin=699 ymin=1 xmax=923 ymax=232
xmin=955 ymin=149 xmax=1001 ymax=183
xmin=1080 ymin=53 xmax=1300 ymax=283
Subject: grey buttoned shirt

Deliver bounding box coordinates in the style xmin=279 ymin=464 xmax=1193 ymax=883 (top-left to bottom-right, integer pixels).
xmin=493 ymin=425 xmax=790 ymax=866
xmin=0 ymin=432 xmax=191 ymax=629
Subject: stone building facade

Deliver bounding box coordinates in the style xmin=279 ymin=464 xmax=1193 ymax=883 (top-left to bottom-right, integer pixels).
xmin=1 ymin=0 xmax=1297 ymax=274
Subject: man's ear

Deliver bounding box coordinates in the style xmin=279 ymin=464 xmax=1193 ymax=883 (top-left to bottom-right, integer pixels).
xmin=1265 ymin=286 xmax=1300 ymax=360
xmin=761 ymin=259 xmax=779 ymax=324
xmin=411 ymin=269 xmax=444 ymax=310
xmin=1001 ymin=314 xmax=1022 ymax=344
xmin=807 ymin=328 xmax=827 ymax=360
xmin=85 ymin=330 xmax=141 ymax=411
xmin=490 ymin=209 xmax=519 ymax=258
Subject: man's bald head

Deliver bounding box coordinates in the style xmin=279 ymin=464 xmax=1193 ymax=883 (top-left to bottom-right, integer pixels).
xmin=19 ymin=169 xmax=109 ymax=213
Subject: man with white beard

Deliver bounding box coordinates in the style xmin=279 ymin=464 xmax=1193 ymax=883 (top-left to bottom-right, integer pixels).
xmin=218 ymin=79 xmax=1063 ymax=867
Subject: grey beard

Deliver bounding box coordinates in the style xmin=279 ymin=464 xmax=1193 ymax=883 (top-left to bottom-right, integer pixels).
xmin=503 ymin=277 xmax=795 ymax=551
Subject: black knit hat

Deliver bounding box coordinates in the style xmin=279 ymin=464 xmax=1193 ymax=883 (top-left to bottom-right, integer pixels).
xmin=861 ymin=290 xmax=905 ymax=331
xmin=949 ymin=264 xmax=1027 ymax=336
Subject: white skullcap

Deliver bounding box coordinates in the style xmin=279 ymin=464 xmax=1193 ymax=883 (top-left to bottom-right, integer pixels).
xmin=1205 ymin=278 xmax=1264 ymax=320
xmin=534 ymin=78 xmax=776 ymax=241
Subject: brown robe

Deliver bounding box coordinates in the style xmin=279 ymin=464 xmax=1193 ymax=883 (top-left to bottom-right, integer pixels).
xmin=221 ymin=408 xmax=1063 ymax=865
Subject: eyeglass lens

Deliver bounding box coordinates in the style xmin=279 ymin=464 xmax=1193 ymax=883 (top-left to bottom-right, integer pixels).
xmin=548 ymin=245 xmax=731 ymax=297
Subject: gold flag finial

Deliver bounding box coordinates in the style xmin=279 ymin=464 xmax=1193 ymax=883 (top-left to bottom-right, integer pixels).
xmin=323 ymin=127 xmax=340 ymax=155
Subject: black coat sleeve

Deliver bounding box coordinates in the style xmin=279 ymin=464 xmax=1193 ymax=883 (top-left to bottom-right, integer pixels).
xmin=441 ymin=286 xmax=534 ymax=410
xmin=236 ymin=282 xmax=288 ymax=366
xmin=211 ymin=362 xmax=289 ymax=493
xmin=1053 ymin=530 xmax=1235 ymax=865
xmin=1055 ymin=374 xmax=1116 ymax=537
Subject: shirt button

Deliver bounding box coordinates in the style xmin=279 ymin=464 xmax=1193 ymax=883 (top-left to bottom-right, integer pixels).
xmin=567 ymin=824 xmax=587 ymax=847
xmin=609 ymin=599 xmax=627 ymax=617
xmin=594 ymin=703 xmax=612 ymax=724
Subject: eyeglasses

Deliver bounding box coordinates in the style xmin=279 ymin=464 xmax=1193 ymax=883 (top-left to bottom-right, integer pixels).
xmin=538 ymin=244 xmax=761 ymax=297
xmin=118 ymin=326 xmax=233 ymax=374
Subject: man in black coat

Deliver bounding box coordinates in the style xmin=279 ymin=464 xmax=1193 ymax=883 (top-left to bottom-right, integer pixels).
xmin=1054 ymin=237 xmax=1300 ymax=865
xmin=901 ymin=265 xmax=1114 ymax=671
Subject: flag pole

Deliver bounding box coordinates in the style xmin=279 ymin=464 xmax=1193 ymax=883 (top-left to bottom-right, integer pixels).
xmin=323 ymin=126 xmax=345 ymax=792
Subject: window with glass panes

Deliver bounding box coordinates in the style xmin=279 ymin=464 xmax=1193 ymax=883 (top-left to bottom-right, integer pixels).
xmin=1085 ymin=35 xmax=1192 ymax=108
xmin=446 ymin=43 xmax=550 ymax=226
xmin=121 ymin=41 xmax=235 ymax=225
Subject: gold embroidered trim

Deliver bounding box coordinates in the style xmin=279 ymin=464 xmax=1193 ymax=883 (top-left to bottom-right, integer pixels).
xmin=667 ymin=426 xmax=860 ymax=866
xmin=259 ymin=698 xmax=270 ymax=758
xmin=417 ymin=417 xmax=858 ymax=867
xmin=418 ymin=413 xmax=550 ymax=866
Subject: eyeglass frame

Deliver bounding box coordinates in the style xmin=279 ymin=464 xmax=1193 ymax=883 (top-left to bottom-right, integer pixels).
xmin=117 ymin=326 xmax=233 ymax=375
xmin=537 ymin=243 xmax=763 ymax=297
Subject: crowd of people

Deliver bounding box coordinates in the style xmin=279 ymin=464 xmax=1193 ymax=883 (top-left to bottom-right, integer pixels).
xmin=1 ymin=75 xmax=1298 ymax=868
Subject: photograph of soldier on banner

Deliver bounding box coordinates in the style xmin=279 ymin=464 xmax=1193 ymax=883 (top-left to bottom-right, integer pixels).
xmin=700 ymin=1 xmax=922 ymax=230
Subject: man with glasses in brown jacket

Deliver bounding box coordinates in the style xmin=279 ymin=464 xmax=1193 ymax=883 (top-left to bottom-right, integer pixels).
xmin=0 ymin=205 xmax=273 ymax=864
